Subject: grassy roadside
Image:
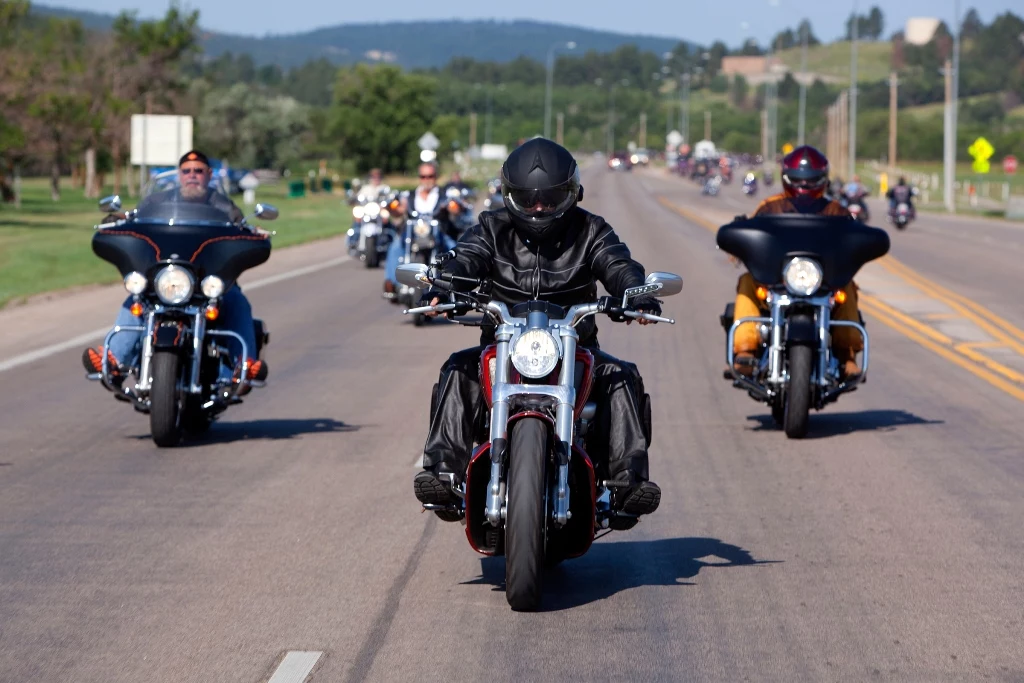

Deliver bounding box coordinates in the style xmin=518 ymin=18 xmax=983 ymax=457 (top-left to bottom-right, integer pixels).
xmin=0 ymin=178 xmax=349 ymax=308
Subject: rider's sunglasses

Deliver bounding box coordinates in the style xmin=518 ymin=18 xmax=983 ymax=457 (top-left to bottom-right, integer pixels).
xmin=420 ymin=174 xmax=436 ymax=179
xmin=180 ymin=166 xmax=208 ymax=176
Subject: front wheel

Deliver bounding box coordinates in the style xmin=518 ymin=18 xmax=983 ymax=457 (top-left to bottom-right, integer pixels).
xmin=783 ymin=345 xmax=813 ymax=439
xmin=505 ymin=417 xmax=549 ymax=612
xmin=365 ymin=236 xmax=379 ymax=268
xmin=150 ymin=350 xmax=183 ymax=447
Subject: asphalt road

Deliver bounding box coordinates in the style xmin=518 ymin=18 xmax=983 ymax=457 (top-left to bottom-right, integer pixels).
xmin=1 ymin=167 xmax=1023 ymax=682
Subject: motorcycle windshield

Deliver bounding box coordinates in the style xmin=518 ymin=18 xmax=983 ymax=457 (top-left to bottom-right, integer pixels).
xmin=716 ymin=214 xmax=890 ymax=289
xmin=93 ymin=195 xmax=270 ymax=286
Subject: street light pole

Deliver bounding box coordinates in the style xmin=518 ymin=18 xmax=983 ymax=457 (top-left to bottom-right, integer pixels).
xmin=680 ymin=72 xmax=691 ymax=145
xmin=849 ymin=0 xmax=859 ymax=179
xmin=797 ymin=23 xmax=808 ymax=145
xmin=544 ymin=41 xmax=576 ymax=140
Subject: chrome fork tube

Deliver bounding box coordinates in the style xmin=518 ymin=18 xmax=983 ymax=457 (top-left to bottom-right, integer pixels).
xmin=768 ymin=300 xmax=785 ymax=384
xmin=553 ymin=332 xmax=577 ymax=527
xmin=486 ymin=333 xmax=512 ymax=526
xmin=138 ymin=312 xmax=157 ymax=391
xmin=817 ymin=303 xmax=831 ymax=385
xmin=189 ymin=312 xmax=207 ymax=393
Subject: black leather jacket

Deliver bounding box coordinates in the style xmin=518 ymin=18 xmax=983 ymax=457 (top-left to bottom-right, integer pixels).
xmin=430 ymin=206 xmax=654 ymax=344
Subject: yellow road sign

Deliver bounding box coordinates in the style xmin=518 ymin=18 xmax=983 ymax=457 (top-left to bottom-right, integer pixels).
xmin=969 ymin=137 xmax=994 ymax=174
xmin=782 ymin=143 xmax=794 ymax=155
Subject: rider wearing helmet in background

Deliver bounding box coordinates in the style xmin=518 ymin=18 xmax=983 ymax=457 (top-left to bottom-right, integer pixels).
xmin=886 ymin=176 xmax=916 ymax=217
xmin=730 ymin=145 xmax=863 ymax=380
xmin=412 ymin=138 xmax=663 ymax=521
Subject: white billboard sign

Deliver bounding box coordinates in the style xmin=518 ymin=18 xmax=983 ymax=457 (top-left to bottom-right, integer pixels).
xmin=130 ymin=115 xmax=194 ymax=166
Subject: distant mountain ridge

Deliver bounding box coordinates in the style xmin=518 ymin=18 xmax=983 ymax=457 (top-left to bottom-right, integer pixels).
xmin=32 ymin=4 xmax=687 ymax=69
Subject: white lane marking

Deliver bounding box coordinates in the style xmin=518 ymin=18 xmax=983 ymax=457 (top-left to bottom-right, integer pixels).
xmin=0 ymin=256 xmax=350 ymax=374
xmin=267 ymin=651 xmax=323 ymax=683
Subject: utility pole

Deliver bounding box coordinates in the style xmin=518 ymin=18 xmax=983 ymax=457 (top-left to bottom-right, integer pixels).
xmin=469 ymin=112 xmax=478 ymax=149
xmin=943 ymin=58 xmax=955 ymax=212
xmin=680 ymin=73 xmax=691 ymax=145
xmin=888 ymin=72 xmax=898 ymax=172
xmin=849 ymin=2 xmax=859 ymax=179
xmin=639 ymin=112 xmax=647 ymax=150
xmin=544 ymin=41 xmax=576 ymax=140
xmin=761 ymin=109 xmax=768 ymax=162
xmin=556 ymin=112 xmax=565 ymax=146
xmin=704 ymin=110 xmax=711 ymax=140
xmin=797 ymin=23 xmax=808 ymax=145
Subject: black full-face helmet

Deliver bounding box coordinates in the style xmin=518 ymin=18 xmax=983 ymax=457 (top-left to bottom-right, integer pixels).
xmin=501 ymin=138 xmax=582 ymax=242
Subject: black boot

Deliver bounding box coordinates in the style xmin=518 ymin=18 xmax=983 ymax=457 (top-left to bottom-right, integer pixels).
xmin=611 ymin=471 xmax=662 ymax=516
xmin=413 ymin=463 xmax=463 ymax=522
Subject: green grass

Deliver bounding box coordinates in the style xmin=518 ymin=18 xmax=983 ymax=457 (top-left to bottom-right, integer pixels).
xmin=775 ymin=41 xmax=893 ymax=84
xmin=0 ymin=178 xmax=356 ymax=308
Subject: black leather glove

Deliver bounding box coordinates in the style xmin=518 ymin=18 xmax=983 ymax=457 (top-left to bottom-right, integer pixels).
xmin=632 ymin=295 xmax=663 ymax=317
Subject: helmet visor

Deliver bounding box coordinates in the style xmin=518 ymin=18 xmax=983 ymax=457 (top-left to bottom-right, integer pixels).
xmin=502 ymin=184 xmax=577 ymax=222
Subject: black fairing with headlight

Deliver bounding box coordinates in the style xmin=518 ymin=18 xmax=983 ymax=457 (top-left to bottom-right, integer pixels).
xmin=93 ymin=223 xmax=270 ymax=291
xmin=715 ymin=214 xmax=890 ymax=439
xmin=716 ymin=214 xmax=890 ymax=290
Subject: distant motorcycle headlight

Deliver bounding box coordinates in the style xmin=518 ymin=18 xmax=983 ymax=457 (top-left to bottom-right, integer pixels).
xmin=364 ymin=202 xmax=380 ymax=218
xmin=201 ymin=275 xmax=225 ymax=299
xmin=413 ymin=219 xmax=431 ymax=237
xmin=782 ymin=257 xmax=823 ymax=296
xmin=352 ymin=205 xmax=364 ymax=219
xmin=123 ymin=271 xmax=147 ymax=295
xmin=154 ymin=265 xmax=194 ymax=305
xmin=511 ymin=329 xmax=560 ymax=379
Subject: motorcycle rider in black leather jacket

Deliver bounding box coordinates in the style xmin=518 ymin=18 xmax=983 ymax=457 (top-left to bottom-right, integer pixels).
xmin=412 ymin=138 xmax=664 ymax=520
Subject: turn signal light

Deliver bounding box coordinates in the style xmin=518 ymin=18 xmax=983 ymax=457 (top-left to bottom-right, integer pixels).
xmin=389 ymin=199 xmax=400 ymax=211
xmin=204 ymin=306 xmax=219 ymax=321
xmin=756 ymin=286 xmax=768 ymax=301
xmin=834 ymin=290 xmax=847 ymax=305
xmin=448 ymin=200 xmax=460 ymax=213
xmin=129 ymin=302 xmax=144 ymax=317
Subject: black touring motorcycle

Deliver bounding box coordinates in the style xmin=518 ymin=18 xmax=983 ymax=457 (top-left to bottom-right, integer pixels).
xmin=717 ymin=214 xmax=890 ymax=438
xmin=87 ymin=192 xmax=275 ymax=446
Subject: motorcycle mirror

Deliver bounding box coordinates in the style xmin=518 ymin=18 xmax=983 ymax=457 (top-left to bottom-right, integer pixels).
xmin=254 ymin=203 xmax=279 ymax=221
xmin=99 ymin=195 xmax=122 ymax=213
xmin=396 ymin=263 xmax=430 ymax=289
xmin=645 ymin=272 xmax=683 ymax=297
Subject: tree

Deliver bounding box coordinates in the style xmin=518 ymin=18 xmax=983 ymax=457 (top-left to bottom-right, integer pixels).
xmin=796 ymin=20 xmax=820 ymax=47
xmin=867 ymin=7 xmax=885 ymax=40
xmin=961 ymin=9 xmax=984 ymax=38
xmin=328 ymin=64 xmax=437 ymax=173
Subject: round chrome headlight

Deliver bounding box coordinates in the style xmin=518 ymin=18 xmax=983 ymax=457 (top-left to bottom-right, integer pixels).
xmin=123 ymin=271 xmax=147 ymax=295
xmin=154 ymin=265 xmax=194 ymax=305
xmin=782 ymin=257 xmax=823 ymax=296
xmin=364 ymin=202 xmax=380 ymax=219
xmin=201 ymin=275 xmax=225 ymax=299
xmin=352 ymin=205 xmax=364 ymax=219
xmin=413 ymin=219 xmax=431 ymax=237
xmin=511 ymin=329 xmax=560 ymax=379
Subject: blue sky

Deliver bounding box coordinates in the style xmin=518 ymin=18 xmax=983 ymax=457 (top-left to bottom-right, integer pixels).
xmin=45 ymin=0 xmax=1017 ymax=46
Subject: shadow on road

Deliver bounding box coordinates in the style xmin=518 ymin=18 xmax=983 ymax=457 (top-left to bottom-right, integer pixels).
xmin=746 ymin=409 xmax=943 ymax=439
xmin=464 ymin=536 xmax=778 ymax=611
xmin=134 ymin=418 xmax=360 ymax=445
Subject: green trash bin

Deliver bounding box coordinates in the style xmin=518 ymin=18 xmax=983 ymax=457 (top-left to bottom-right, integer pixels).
xmin=288 ymin=180 xmax=306 ymax=198
xmin=308 ymin=177 xmax=319 ymax=193
xmin=321 ymin=178 xmax=333 ymax=193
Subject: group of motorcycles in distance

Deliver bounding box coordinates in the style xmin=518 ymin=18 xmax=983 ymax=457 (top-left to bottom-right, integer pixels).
xmin=345 ymin=175 xmax=505 ymax=325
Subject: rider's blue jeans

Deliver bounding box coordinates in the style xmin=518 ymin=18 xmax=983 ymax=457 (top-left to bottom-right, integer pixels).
xmin=107 ymin=285 xmax=257 ymax=369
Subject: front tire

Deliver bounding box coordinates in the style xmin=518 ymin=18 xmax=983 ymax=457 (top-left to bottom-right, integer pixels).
xmin=365 ymin=236 xmax=379 ymax=268
xmin=505 ymin=417 xmax=549 ymax=612
xmin=150 ymin=350 xmax=183 ymax=447
xmin=783 ymin=345 xmax=812 ymax=439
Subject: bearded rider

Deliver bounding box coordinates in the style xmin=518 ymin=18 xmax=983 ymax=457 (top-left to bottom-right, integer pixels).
xmin=730 ymin=145 xmax=863 ymax=380
xmin=412 ymin=138 xmax=663 ymax=519
xmin=82 ymin=150 xmax=267 ymax=392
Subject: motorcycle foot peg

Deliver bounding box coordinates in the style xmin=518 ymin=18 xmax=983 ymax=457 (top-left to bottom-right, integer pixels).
xmin=422 ymin=503 xmax=464 ymax=523
xmin=609 ymin=513 xmax=640 ymax=531
xmin=601 ymin=480 xmax=633 ymax=489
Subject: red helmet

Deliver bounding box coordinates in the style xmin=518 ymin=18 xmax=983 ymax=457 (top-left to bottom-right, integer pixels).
xmin=781 ymin=145 xmax=830 ymax=201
